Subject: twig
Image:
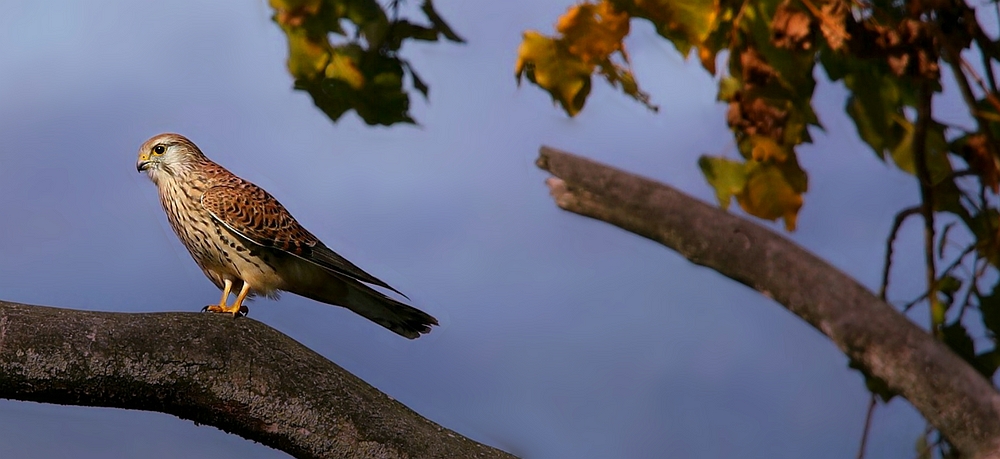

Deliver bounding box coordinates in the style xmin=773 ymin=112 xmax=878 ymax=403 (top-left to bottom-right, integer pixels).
xmin=913 ymin=81 xmax=941 ymax=335
xmin=857 ymin=393 xmax=877 ymax=459
xmin=960 ymin=58 xmax=1000 ymax=114
xmin=983 ymin=51 xmax=998 ymax=95
xmin=903 ymin=292 xmax=930 ymax=313
xmin=957 ymin=278 xmax=979 ymax=323
xmin=913 ymin=424 xmax=939 ymax=459
xmin=940 ymin=29 xmax=1000 ymax=166
xmin=939 ymin=244 xmax=977 ymax=281
xmin=880 ymin=206 xmax=922 ymax=300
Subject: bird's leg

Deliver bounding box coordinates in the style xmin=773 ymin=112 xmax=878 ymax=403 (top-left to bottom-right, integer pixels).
xmin=218 ymin=280 xmax=232 ymax=306
xmin=202 ymin=279 xmax=233 ymax=313
xmin=231 ymin=282 xmax=252 ymax=317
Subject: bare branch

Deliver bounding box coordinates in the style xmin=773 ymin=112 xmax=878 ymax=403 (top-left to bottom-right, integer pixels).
xmin=0 ymin=301 xmax=515 ymax=459
xmin=536 ymin=145 xmax=1000 ymax=458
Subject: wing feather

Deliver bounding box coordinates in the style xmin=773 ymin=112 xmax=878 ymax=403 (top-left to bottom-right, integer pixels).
xmin=200 ymin=184 xmax=405 ymax=296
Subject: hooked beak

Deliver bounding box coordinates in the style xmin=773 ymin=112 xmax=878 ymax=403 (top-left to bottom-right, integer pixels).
xmin=137 ymin=155 xmax=151 ymax=172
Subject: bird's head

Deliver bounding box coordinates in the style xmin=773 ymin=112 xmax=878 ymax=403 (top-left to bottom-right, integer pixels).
xmin=136 ymin=133 xmax=206 ymax=183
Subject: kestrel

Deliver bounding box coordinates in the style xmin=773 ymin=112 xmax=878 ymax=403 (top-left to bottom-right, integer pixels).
xmin=136 ymin=133 xmax=437 ymax=338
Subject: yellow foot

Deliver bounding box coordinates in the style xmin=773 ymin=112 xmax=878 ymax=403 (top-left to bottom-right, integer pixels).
xmin=201 ymin=304 xmax=248 ymax=317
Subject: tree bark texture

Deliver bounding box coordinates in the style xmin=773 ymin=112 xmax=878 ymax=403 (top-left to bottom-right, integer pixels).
xmin=536 ymin=145 xmax=1000 ymax=459
xmin=0 ymin=301 xmax=515 ymax=459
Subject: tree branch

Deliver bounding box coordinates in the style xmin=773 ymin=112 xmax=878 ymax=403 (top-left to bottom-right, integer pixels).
xmin=536 ymin=145 xmax=1000 ymax=459
xmin=0 ymin=301 xmax=515 ymax=459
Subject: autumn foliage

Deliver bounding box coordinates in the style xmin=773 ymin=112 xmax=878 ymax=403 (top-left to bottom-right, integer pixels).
xmin=517 ymin=0 xmax=1000 ymax=454
xmin=269 ymin=0 xmax=463 ymax=125
xmin=258 ymin=0 xmax=1000 ymax=453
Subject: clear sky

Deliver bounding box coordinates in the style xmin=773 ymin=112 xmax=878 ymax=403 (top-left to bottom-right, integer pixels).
xmin=0 ymin=1 xmax=944 ymax=458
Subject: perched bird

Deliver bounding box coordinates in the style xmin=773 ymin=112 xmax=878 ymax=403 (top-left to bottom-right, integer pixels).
xmin=136 ymin=133 xmax=436 ymax=338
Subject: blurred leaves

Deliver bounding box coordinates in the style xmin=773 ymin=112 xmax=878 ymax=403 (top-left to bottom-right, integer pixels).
xmin=610 ymin=0 xmax=721 ymax=70
xmin=516 ymin=32 xmax=595 ymax=116
xmin=700 ymin=154 xmax=806 ymax=230
xmin=517 ymin=1 xmax=1000 ymax=439
xmin=517 ymin=0 xmax=820 ymax=229
xmin=270 ymin=0 xmax=463 ymax=126
xmin=515 ymin=1 xmax=657 ymax=116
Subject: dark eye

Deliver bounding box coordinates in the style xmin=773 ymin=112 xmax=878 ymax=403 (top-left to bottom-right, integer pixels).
xmin=152 ymin=145 xmax=166 ymax=155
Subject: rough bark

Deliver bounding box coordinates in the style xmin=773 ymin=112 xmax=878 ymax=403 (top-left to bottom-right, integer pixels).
xmin=536 ymin=145 xmax=1000 ymax=459
xmin=0 ymin=301 xmax=515 ymax=459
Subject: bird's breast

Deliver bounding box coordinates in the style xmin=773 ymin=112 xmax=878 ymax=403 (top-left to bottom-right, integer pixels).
xmin=157 ymin=177 xmax=284 ymax=295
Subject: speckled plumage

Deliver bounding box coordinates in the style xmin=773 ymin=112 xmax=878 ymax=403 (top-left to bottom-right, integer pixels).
xmin=136 ymin=133 xmax=436 ymax=338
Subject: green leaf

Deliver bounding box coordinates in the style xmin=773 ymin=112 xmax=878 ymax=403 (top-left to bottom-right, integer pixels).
xmin=717 ymin=76 xmax=740 ymax=101
xmin=942 ymin=321 xmax=978 ymax=370
xmin=844 ymin=71 xmax=903 ymax=158
xmin=421 ymin=0 xmax=466 ymax=43
xmin=942 ymin=320 xmax=1000 ymax=378
xmin=970 ymin=210 xmax=1000 ymax=268
xmin=698 ymin=155 xmax=747 ymax=209
xmin=270 ymin=0 xmax=462 ymax=126
xmin=979 ymin=287 xmax=1000 ymax=338
xmin=976 ymin=348 xmax=1000 ymax=379
xmin=937 ymin=274 xmax=961 ymax=307
xmin=889 ymin=119 xmax=951 ymax=184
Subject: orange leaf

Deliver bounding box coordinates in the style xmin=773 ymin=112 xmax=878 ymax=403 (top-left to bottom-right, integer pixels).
xmin=557 ymin=1 xmax=630 ymax=65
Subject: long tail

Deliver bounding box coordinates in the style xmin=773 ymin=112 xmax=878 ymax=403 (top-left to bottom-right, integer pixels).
xmin=290 ymin=273 xmax=437 ymax=339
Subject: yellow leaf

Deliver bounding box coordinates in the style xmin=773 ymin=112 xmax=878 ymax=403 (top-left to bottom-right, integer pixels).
xmin=325 ymin=52 xmax=365 ymax=89
xmin=699 ymin=44 xmax=717 ymax=73
xmin=631 ymin=0 xmax=719 ymax=54
xmin=285 ymin=29 xmax=329 ymax=80
xmin=269 ymin=0 xmax=320 ymax=10
xmin=557 ymin=1 xmax=630 ymax=65
xmin=516 ymin=31 xmax=594 ymax=116
xmin=269 ymin=0 xmax=322 ymax=27
xmin=737 ymin=160 xmax=807 ymax=231
xmin=748 ymin=135 xmax=788 ymax=162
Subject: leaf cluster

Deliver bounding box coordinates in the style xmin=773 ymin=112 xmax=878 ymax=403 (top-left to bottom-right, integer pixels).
xmin=518 ymin=0 xmax=1000 ymax=453
xmin=270 ymin=0 xmax=463 ymax=125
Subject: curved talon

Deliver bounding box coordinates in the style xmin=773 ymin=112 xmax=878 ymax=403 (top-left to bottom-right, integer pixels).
xmin=201 ymin=305 xmax=211 ymax=312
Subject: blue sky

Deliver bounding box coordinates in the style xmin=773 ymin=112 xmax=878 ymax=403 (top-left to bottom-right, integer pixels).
xmin=0 ymin=1 xmax=946 ymax=457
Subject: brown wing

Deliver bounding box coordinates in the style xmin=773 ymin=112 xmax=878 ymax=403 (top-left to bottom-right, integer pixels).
xmin=200 ymin=185 xmax=404 ymax=295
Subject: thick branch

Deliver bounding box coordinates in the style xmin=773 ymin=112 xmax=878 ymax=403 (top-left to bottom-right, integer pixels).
xmin=0 ymin=301 xmax=515 ymax=459
xmin=536 ymin=146 xmax=1000 ymax=459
